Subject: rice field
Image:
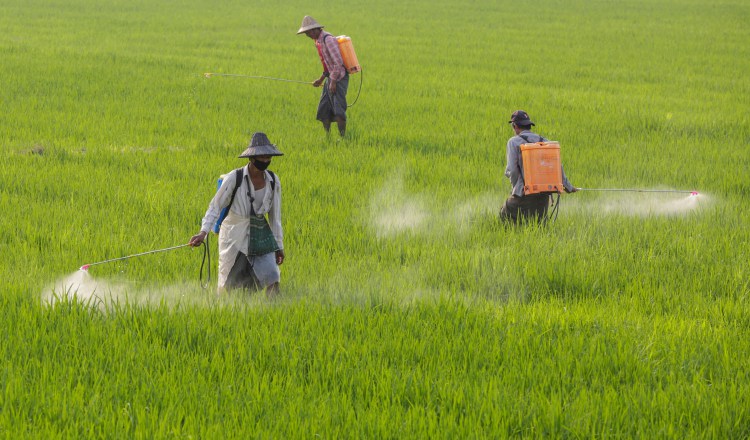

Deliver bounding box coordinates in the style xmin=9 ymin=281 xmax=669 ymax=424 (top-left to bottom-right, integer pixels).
xmin=1 ymin=0 xmax=749 ymax=437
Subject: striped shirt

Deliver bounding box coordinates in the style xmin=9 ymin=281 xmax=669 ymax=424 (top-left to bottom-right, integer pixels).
xmin=316 ymin=31 xmax=346 ymax=82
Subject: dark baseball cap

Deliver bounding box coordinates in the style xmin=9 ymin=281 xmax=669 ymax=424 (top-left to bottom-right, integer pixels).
xmin=508 ymin=110 xmax=535 ymax=126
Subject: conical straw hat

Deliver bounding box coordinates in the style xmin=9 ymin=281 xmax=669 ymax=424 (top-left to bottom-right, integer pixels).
xmin=238 ymin=132 xmax=284 ymax=158
xmin=296 ymin=15 xmax=324 ymax=34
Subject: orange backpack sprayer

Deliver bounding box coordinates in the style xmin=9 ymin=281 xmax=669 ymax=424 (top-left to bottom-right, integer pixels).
xmin=515 ymin=138 xmax=566 ymax=222
xmin=520 ymin=141 xmax=564 ymax=195
xmin=336 ymin=35 xmax=361 ymax=74
xmin=333 ymin=34 xmax=363 ymax=107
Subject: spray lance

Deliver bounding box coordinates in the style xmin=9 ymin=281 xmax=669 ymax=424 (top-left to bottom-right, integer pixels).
xmin=79 ymin=241 xmax=213 ymax=288
xmin=203 ymin=72 xmax=313 ymax=85
xmin=203 ymin=69 xmax=364 ymax=107
xmin=577 ymin=188 xmax=699 ymax=196
xmin=203 ymin=33 xmax=363 ymax=105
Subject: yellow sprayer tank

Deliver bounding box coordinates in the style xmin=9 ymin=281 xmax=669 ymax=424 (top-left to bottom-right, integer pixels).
xmin=520 ymin=141 xmax=564 ymax=195
xmin=336 ymin=35 xmax=361 ymax=74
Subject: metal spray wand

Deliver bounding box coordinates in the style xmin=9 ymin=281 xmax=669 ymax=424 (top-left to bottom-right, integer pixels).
xmin=203 ymin=72 xmax=312 ymax=84
xmin=577 ymin=188 xmax=699 ymax=196
xmin=79 ymin=244 xmax=191 ymax=271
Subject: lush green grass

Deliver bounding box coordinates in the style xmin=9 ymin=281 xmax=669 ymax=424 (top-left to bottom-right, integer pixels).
xmin=5 ymin=296 xmax=747 ymax=438
xmin=1 ymin=0 xmax=749 ymax=437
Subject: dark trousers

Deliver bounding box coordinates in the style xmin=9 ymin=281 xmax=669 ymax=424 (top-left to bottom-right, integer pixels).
xmin=316 ymin=74 xmax=349 ymax=121
xmin=499 ymin=193 xmax=551 ymax=224
xmin=225 ymin=252 xmax=261 ymax=291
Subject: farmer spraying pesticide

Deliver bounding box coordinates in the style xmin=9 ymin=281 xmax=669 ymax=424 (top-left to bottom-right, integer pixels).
xmin=297 ymin=15 xmax=352 ymax=137
xmin=500 ymin=110 xmax=578 ymax=224
xmin=189 ymin=132 xmax=285 ymax=297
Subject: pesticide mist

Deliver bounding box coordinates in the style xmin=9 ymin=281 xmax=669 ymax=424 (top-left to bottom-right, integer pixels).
xmin=42 ymin=270 xmax=214 ymax=309
xmin=571 ymin=191 xmax=710 ymax=217
xmin=369 ymin=172 xmax=499 ymax=237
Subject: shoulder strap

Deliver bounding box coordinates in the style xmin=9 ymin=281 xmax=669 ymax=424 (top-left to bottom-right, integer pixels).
xmin=519 ymin=133 xmax=546 ymax=143
xmin=227 ymin=167 xmax=244 ymax=209
xmin=229 ymin=169 xmax=275 ymax=210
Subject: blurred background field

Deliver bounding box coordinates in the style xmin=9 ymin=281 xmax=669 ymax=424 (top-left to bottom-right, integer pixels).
xmin=1 ymin=0 xmax=748 ymax=437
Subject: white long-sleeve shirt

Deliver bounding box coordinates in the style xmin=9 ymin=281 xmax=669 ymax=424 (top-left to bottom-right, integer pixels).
xmin=200 ymin=165 xmax=283 ymax=250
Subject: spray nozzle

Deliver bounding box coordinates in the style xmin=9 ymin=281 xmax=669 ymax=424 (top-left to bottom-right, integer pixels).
xmin=80 ymin=265 xmax=90 ymax=271
xmin=690 ymin=191 xmax=699 ymax=196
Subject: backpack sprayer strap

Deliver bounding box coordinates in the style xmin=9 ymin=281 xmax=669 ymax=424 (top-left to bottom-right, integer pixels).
xmin=226 ymin=168 xmax=276 ymax=214
xmin=229 ymin=168 xmax=244 ymax=208
xmin=518 ymin=133 xmax=546 ymax=143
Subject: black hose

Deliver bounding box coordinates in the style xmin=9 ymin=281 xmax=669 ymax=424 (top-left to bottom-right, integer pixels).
xmin=199 ymin=235 xmax=211 ymax=289
xmin=546 ymin=192 xmax=561 ymax=224
xmin=347 ymin=68 xmax=363 ymax=108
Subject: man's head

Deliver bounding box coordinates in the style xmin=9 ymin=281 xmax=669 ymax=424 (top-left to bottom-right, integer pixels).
xmin=297 ymin=16 xmax=324 ymax=39
xmin=304 ymin=28 xmax=322 ymax=40
xmin=509 ymin=110 xmax=535 ymax=133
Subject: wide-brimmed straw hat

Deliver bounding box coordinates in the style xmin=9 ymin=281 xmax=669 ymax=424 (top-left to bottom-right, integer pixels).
xmin=238 ymin=132 xmax=284 ymax=158
xmin=296 ymin=15 xmax=324 ymax=34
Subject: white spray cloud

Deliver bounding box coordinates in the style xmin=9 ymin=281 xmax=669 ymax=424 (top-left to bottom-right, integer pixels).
xmin=41 ymin=270 xmax=220 ymax=309
xmin=369 ymin=173 xmax=429 ymax=237
xmin=368 ymin=172 xmax=502 ymax=237
xmin=42 ymin=270 xmax=118 ymax=306
xmin=369 ymin=174 xmax=711 ymax=238
xmin=570 ymin=191 xmax=711 ymax=217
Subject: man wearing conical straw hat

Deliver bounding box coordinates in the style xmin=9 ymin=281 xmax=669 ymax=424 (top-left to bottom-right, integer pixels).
xmin=189 ymin=132 xmax=285 ymax=298
xmin=297 ymin=15 xmax=349 ymax=137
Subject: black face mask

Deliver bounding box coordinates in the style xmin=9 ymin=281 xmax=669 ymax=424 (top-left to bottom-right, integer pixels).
xmin=252 ymin=159 xmax=271 ymax=171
